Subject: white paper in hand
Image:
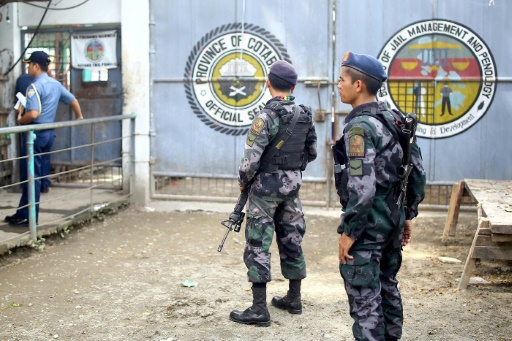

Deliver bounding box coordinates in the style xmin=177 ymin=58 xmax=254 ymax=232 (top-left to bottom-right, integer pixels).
xmin=14 ymin=92 xmax=27 ymax=110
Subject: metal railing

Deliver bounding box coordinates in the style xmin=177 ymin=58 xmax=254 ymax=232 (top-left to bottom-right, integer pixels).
xmin=152 ymin=173 xmax=465 ymax=209
xmin=0 ymin=114 xmax=136 ymax=241
xmin=152 ymin=174 xmax=330 ymax=206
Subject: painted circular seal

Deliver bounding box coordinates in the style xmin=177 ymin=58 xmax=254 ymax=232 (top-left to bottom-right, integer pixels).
xmin=184 ymin=23 xmax=291 ymax=136
xmin=377 ymin=20 xmax=497 ymax=139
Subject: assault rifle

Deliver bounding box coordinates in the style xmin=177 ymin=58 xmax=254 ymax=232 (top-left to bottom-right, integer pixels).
xmin=217 ymin=186 xmax=250 ymax=252
xmin=396 ymin=113 xmax=417 ymax=206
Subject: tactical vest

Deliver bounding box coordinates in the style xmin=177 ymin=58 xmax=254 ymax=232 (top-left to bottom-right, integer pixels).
xmin=259 ymin=101 xmax=313 ymax=173
xmin=333 ymin=105 xmax=411 ymax=247
xmin=333 ymin=105 xmax=404 ymax=207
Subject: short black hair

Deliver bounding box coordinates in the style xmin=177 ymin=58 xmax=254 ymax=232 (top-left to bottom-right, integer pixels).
xmin=39 ymin=63 xmax=49 ymax=72
xmin=345 ymin=67 xmax=382 ymax=96
xmin=268 ymin=73 xmax=294 ymax=91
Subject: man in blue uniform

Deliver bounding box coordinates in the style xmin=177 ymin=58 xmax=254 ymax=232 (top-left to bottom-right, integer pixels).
xmin=5 ymin=51 xmax=83 ymax=226
xmin=13 ymin=72 xmax=52 ymax=193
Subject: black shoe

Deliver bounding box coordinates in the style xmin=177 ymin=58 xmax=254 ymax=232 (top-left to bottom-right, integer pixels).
xmin=271 ymin=294 xmax=302 ymax=314
xmin=4 ymin=214 xmax=20 ymax=223
xmin=8 ymin=217 xmax=29 ymax=227
xmin=41 ymin=185 xmax=49 ymax=193
xmin=229 ymin=306 xmax=271 ymax=327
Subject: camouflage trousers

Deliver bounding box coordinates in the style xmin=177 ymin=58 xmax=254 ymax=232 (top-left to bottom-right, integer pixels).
xmin=339 ymin=245 xmax=403 ymax=341
xmin=243 ymin=193 xmax=306 ymax=283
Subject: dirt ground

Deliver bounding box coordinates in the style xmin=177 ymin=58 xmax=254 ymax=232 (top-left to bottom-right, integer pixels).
xmin=0 ymin=205 xmax=511 ymax=341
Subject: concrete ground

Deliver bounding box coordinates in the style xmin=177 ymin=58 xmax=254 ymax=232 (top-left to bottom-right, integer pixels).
xmin=0 ymin=186 xmax=129 ymax=254
xmin=1 ymin=187 xmax=452 ymax=256
xmin=3 ymin=197 xmax=510 ymax=341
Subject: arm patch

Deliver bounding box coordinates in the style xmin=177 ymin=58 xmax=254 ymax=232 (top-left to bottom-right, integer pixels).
xmin=246 ymin=118 xmax=265 ymax=147
xmin=349 ymin=159 xmax=363 ymax=176
xmin=348 ymin=126 xmax=365 ymax=158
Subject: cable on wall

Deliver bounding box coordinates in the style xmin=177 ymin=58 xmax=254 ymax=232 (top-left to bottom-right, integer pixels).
xmin=3 ymin=0 xmax=52 ymax=76
xmin=24 ymin=0 xmax=89 ymax=11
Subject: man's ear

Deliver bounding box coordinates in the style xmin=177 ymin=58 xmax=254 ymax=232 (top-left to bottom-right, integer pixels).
xmin=290 ymin=85 xmax=296 ymax=92
xmin=266 ymin=79 xmax=271 ymax=89
xmin=355 ymin=79 xmax=364 ymax=93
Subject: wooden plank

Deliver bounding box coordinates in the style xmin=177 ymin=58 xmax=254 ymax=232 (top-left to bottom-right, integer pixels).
xmin=442 ymin=180 xmax=465 ymax=242
xmin=475 ymin=235 xmax=494 ymax=247
xmin=464 ymin=179 xmax=512 ymax=233
xmin=478 ymin=228 xmax=491 ymax=236
xmin=491 ymin=224 xmax=512 ymax=235
xmin=458 ymin=180 xmax=512 ymax=289
xmin=477 ymin=203 xmax=486 ymax=218
xmin=458 ymin=230 xmax=478 ymax=290
xmin=472 ymin=246 xmax=512 ymax=260
xmin=491 ymin=234 xmax=512 ymax=243
xmin=474 ymin=235 xmax=512 ymax=246
xmin=464 ymin=180 xmax=512 ymax=204
xmin=478 ymin=216 xmax=489 ymax=229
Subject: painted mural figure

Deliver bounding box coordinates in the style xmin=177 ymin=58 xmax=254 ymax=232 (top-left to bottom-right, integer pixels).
xmin=229 ymin=60 xmax=317 ymax=327
xmin=412 ymin=81 xmax=426 ymax=119
xmin=412 ymin=82 xmax=421 ymax=114
xmin=440 ymin=82 xmax=453 ymax=116
xmin=333 ymin=52 xmax=426 ymax=341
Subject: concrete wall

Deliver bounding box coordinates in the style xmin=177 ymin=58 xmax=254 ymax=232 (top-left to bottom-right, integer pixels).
xmin=18 ymin=0 xmax=121 ymax=27
xmin=0 ymin=3 xmax=22 ymax=173
xmin=121 ymin=1 xmax=151 ymax=206
xmin=0 ymin=3 xmax=21 ymax=103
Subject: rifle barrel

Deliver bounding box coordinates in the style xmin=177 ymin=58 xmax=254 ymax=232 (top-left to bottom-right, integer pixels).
xmin=217 ymin=186 xmax=251 ymax=252
xmin=218 ymin=222 xmax=233 ymax=252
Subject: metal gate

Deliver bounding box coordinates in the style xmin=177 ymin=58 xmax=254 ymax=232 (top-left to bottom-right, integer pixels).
xmin=21 ymin=27 xmax=123 ymax=168
xmin=333 ymin=0 xmax=510 ymax=183
xmin=150 ymin=0 xmax=334 ymax=204
xmin=150 ymin=0 xmax=511 ymax=206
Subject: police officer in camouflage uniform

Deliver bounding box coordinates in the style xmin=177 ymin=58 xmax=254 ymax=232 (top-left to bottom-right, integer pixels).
xmin=229 ymin=60 xmax=317 ymax=327
xmin=334 ymin=52 xmax=426 ymax=341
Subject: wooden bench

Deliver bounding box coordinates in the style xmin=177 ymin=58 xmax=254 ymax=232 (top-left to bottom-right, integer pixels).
xmin=441 ymin=179 xmax=512 ymax=289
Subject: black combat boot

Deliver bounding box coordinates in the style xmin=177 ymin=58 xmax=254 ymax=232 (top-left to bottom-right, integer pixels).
xmin=230 ymin=284 xmax=271 ymax=327
xmin=271 ymin=279 xmax=302 ymax=314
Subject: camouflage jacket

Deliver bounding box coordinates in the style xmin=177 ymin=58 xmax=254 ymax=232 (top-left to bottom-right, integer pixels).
xmin=238 ymin=96 xmax=317 ymax=199
xmin=336 ymin=101 xmax=426 ymax=249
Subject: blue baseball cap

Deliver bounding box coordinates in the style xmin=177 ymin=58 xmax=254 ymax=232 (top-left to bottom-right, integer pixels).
xmin=341 ymin=52 xmax=387 ymax=82
xmin=269 ymin=60 xmax=298 ymax=86
xmin=22 ymin=51 xmax=51 ymax=66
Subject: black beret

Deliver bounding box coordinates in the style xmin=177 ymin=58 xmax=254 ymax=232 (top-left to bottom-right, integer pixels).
xmin=269 ymin=60 xmax=298 ymax=86
xmin=341 ymin=52 xmax=387 ymax=82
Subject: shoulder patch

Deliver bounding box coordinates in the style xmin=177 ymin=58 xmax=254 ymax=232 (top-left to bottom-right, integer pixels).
xmin=250 ymin=118 xmax=265 ymax=136
xmin=348 ymin=126 xmax=365 ymax=158
xmin=27 ymin=89 xmax=36 ymax=99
